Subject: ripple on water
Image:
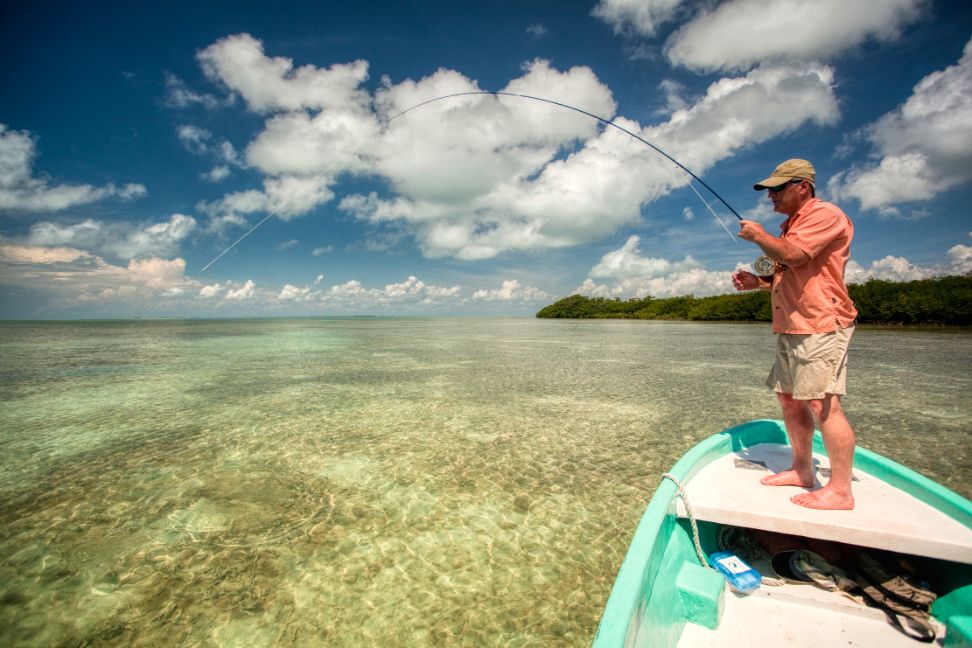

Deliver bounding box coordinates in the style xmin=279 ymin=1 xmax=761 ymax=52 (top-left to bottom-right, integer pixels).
xmin=0 ymin=319 xmax=969 ymax=646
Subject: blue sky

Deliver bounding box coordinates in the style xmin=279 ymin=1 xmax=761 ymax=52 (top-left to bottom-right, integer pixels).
xmin=2 ymin=0 xmax=970 ymax=318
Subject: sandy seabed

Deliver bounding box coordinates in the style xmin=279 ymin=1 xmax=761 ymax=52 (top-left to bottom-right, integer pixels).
xmin=1 ymin=319 xmax=969 ymax=646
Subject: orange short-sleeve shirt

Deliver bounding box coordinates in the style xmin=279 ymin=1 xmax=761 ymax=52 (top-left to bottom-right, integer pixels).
xmin=770 ymin=198 xmax=858 ymax=334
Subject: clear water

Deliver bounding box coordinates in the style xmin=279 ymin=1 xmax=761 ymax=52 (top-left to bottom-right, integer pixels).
xmin=1 ymin=319 xmax=969 ymax=646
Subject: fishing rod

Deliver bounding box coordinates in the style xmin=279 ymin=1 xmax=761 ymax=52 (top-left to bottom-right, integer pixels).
xmin=200 ymin=90 xmax=742 ymax=272
xmin=380 ymin=90 xmax=744 ymax=227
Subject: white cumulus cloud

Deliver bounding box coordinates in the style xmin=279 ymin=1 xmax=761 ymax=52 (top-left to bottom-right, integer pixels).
xmin=225 ymin=279 xmax=256 ymax=301
xmin=592 ymin=0 xmax=685 ymax=37
xmin=580 ymin=235 xmax=730 ymax=298
xmin=193 ymin=33 xmax=377 ymax=231
xmin=828 ymin=37 xmax=972 ymax=212
xmin=198 ymin=33 xmax=372 ymax=114
xmin=199 ymin=176 xmax=336 ymax=222
xmin=177 ymin=124 xmax=243 ymax=181
xmin=947 ymin=233 xmax=972 ymax=275
xmin=345 ymin=60 xmax=836 ymax=260
xmin=844 ymin=256 xmax=932 ymax=283
xmin=199 ymin=282 xmax=224 ymax=299
xmin=590 ymin=235 xmax=699 ymax=279
xmin=315 ymin=275 xmax=462 ymax=309
xmin=664 ymin=0 xmax=927 ymax=72
xmin=844 ymin=232 xmax=972 ymax=282
xmin=0 ymin=242 xmax=197 ymax=304
xmin=279 ymin=283 xmax=312 ymax=301
xmin=0 ymin=124 xmax=146 ymax=213
xmin=472 ymin=279 xmax=551 ymax=302
xmin=575 ymin=268 xmax=733 ymax=299
xmin=23 ymin=214 xmax=196 ymax=261
xmin=190 ymin=34 xmax=837 ymax=262
xmin=164 ymin=73 xmax=227 ymax=110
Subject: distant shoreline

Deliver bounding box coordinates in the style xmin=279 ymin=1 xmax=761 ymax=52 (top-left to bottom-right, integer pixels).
xmin=536 ymin=275 xmax=972 ymax=326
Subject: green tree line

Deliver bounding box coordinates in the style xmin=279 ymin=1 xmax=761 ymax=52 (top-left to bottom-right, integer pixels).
xmin=536 ymin=275 xmax=972 ymax=325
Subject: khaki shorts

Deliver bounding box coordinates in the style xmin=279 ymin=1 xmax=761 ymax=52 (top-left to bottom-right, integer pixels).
xmin=767 ymin=326 xmax=854 ymax=400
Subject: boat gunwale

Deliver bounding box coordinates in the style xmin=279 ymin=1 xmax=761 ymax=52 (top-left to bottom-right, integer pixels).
xmin=592 ymin=418 xmax=972 ymax=647
xmin=591 ymin=419 xmax=767 ymax=646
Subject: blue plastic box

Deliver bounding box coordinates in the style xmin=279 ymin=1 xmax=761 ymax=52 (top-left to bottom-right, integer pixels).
xmin=708 ymin=551 xmax=761 ymax=593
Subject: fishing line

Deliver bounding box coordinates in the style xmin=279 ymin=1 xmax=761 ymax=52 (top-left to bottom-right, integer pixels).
xmin=200 ymin=212 xmax=277 ymax=274
xmin=199 ymin=160 xmax=342 ymax=273
xmin=660 ymin=160 xmax=737 ymax=243
xmin=200 ymin=90 xmax=742 ymax=272
xmin=685 ymin=179 xmax=738 ymax=243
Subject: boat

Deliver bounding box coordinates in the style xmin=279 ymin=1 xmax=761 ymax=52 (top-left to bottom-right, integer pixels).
xmin=593 ymin=419 xmax=972 ymax=647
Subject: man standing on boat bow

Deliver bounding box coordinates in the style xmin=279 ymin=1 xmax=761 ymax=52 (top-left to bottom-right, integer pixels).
xmin=731 ymin=159 xmax=859 ymax=510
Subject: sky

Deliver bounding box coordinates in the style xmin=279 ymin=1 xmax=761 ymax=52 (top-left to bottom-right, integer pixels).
xmin=1 ymin=0 xmax=971 ymax=318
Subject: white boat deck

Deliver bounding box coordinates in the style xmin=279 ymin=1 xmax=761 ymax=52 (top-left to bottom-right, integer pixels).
xmin=675 ymin=443 xmax=972 ymax=563
xmin=675 ymin=443 xmax=968 ymax=647
xmin=680 ymin=576 xmax=946 ymax=647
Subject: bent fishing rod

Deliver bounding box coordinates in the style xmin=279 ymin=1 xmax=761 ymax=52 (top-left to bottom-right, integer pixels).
xmin=380 ymin=90 xmax=743 ymax=222
xmin=200 ymin=90 xmax=742 ymax=273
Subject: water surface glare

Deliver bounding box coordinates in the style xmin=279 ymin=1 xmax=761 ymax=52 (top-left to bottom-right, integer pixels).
xmin=1 ymin=318 xmax=969 ymax=646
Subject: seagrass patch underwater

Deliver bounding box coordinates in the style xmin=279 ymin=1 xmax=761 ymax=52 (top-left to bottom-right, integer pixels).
xmin=1 ymin=318 xmax=969 ymax=646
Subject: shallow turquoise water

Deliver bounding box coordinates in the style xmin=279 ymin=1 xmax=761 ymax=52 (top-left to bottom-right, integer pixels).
xmin=0 ymin=318 xmax=969 ymax=646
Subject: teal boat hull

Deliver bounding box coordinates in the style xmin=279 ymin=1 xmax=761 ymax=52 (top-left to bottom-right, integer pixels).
xmin=592 ymin=419 xmax=972 ymax=647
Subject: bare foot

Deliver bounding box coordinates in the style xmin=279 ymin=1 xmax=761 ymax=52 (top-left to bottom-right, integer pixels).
xmin=791 ymin=488 xmax=854 ymax=510
xmin=760 ymin=469 xmax=814 ymax=488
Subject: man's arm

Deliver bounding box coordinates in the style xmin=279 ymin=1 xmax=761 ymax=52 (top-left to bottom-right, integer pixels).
xmin=738 ymin=220 xmax=810 ymax=267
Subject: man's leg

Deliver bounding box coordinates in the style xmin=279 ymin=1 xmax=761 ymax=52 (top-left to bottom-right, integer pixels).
xmin=761 ymin=391 xmax=817 ymax=487
xmin=791 ymin=394 xmax=856 ymax=510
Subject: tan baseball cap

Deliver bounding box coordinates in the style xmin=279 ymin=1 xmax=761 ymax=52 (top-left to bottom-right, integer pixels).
xmin=754 ymin=159 xmax=816 ymax=190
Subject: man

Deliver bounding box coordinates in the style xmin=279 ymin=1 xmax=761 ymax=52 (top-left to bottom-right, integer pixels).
xmin=732 ymin=159 xmax=858 ymax=510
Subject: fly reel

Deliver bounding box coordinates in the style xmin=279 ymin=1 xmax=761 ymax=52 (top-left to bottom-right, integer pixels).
xmin=752 ymin=255 xmax=777 ymax=276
